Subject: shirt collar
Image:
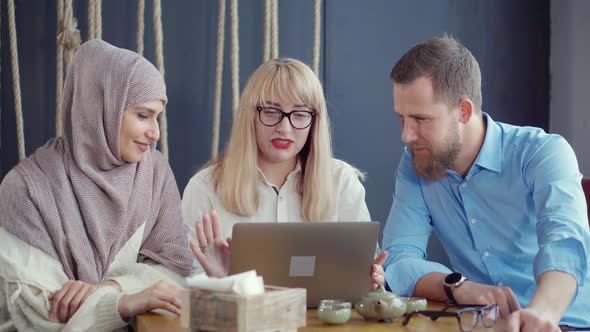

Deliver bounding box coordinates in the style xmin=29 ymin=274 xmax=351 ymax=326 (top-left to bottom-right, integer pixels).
xmin=257 ymin=160 xmax=302 ymax=187
xmin=472 ymin=112 xmax=502 ymax=173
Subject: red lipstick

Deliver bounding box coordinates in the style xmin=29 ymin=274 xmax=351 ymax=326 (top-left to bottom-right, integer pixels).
xmin=271 ymin=138 xmax=293 ymax=149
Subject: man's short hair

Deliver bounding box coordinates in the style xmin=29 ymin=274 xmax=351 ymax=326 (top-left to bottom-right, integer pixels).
xmin=390 ymin=35 xmax=482 ymax=112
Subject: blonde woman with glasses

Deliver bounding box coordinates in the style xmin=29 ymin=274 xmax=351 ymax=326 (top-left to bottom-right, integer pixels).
xmin=182 ymin=58 xmax=387 ymax=289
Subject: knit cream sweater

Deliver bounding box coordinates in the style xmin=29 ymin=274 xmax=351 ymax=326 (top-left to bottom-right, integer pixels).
xmin=0 ymin=223 xmax=186 ymax=332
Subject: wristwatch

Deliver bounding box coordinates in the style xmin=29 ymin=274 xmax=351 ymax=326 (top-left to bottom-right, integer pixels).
xmin=443 ymin=272 xmax=467 ymax=304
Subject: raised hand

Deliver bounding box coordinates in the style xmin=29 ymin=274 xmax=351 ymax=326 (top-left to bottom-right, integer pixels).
xmin=189 ymin=210 xmax=231 ymax=278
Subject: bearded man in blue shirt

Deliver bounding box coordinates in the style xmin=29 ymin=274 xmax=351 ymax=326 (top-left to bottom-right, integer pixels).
xmin=383 ymin=35 xmax=589 ymax=331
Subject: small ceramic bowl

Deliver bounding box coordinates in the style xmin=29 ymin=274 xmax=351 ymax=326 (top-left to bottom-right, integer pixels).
xmin=317 ymin=299 xmax=352 ymax=324
xmin=401 ymin=297 xmax=428 ymax=313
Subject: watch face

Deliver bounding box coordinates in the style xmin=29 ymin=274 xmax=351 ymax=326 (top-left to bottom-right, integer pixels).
xmin=445 ymin=272 xmax=463 ymax=284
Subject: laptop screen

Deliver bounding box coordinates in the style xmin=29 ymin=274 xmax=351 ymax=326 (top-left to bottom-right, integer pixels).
xmin=229 ymin=222 xmax=380 ymax=308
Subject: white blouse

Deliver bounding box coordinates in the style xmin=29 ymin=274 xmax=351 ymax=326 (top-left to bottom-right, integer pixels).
xmin=182 ymin=159 xmax=371 ymax=273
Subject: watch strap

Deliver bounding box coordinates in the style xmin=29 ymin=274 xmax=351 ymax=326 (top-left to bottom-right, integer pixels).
xmin=443 ymin=283 xmax=457 ymax=304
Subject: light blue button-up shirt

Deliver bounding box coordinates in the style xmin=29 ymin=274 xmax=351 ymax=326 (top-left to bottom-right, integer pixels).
xmin=382 ymin=113 xmax=590 ymax=327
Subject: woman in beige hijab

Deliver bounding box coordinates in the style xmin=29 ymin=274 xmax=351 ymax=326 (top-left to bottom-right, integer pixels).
xmin=0 ymin=40 xmax=192 ymax=331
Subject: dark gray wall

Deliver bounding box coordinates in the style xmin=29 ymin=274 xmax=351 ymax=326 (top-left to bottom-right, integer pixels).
xmin=1 ymin=0 xmax=549 ymax=266
xmin=550 ymin=0 xmax=590 ymax=176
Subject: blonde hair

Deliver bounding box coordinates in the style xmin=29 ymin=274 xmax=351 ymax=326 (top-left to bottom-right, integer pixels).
xmin=211 ymin=58 xmax=335 ymax=220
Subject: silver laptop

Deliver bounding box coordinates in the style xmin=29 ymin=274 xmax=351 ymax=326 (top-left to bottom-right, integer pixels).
xmin=229 ymin=222 xmax=380 ymax=308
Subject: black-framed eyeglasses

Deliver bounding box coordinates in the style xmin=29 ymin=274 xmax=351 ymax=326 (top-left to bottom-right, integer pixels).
xmin=256 ymin=106 xmax=316 ymax=129
xmin=402 ymin=304 xmax=499 ymax=332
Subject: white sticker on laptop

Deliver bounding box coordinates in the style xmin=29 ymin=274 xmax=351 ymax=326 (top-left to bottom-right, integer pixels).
xmin=289 ymin=256 xmax=316 ymax=277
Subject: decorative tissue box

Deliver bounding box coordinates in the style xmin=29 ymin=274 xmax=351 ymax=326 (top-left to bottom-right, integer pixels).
xmin=182 ymin=285 xmax=306 ymax=332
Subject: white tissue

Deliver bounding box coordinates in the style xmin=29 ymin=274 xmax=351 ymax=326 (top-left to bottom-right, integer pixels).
xmin=185 ymin=270 xmax=265 ymax=296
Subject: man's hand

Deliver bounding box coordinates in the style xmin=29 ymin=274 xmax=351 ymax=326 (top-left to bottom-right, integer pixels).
xmin=504 ymin=270 xmax=577 ymax=331
xmin=117 ymin=280 xmax=183 ymax=321
xmin=370 ymin=250 xmax=388 ymax=291
xmin=453 ymin=280 xmax=521 ymax=318
xmin=189 ymin=210 xmax=231 ymax=278
xmin=507 ymin=308 xmax=560 ymax=332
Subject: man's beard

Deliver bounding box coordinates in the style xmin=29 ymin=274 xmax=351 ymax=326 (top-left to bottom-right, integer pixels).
xmin=410 ymin=125 xmax=461 ymax=181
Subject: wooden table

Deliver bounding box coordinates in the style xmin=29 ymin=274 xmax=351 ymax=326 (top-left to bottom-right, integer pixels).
xmin=136 ymin=302 xmax=506 ymax=331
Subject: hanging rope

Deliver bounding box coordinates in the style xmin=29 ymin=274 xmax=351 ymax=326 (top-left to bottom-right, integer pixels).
xmin=263 ymin=0 xmax=278 ymax=61
xmin=312 ymin=0 xmax=321 ymax=76
xmin=211 ymin=0 xmax=226 ymax=159
xmin=7 ymin=0 xmax=25 ymax=161
xmin=56 ymin=0 xmax=64 ymax=136
xmin=56 ymin=0 xmax=81 ymax=137
xmin=94 ymin=0 xmax=102 ymax=39
xmin=153 ymin=0 xmax=169 ymax=159
xmin=230 ymin=0 xmax=240 ymax=117
xmin=87 ymin=0 xmax=95 ymax=39
xmin=263 ymin=0 xmax=271 ymax=62
xmin=87 ymin=0 xmax=102 ymax=40
xmin=62 ymin=0 xmax=80 ymax=66
xmin=271 ymin=0 xmax=278 ymax=59
xmin=137 ymin=0 xmax=145 ymax=55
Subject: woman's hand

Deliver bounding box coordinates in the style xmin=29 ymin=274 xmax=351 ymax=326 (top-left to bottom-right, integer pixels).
xmin=49 ymin=280 xmax=120 ymax=322
xmin=370 ymin=250 xmax=388 ymax=291
xmin=117 ymin=280 xmax=183 ymax=321
xmin=189 ymin=210 xmax=231 ymax=278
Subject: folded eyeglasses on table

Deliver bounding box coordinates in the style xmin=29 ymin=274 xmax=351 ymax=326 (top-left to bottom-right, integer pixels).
xmin=402 ymin=303 xmax=499 ymax=332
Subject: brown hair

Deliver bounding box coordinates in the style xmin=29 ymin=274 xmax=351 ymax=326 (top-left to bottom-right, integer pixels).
xmin=391 ymin=35 xmax=482 ymax=112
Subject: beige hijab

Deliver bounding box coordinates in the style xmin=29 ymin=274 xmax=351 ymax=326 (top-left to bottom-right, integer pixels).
xmin=0 ymin=39 xmax=192 ymax=282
